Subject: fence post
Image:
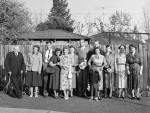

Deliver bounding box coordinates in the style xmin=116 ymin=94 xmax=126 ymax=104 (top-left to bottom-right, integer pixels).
xmin=109 ymin=32 xmax=111 ymax=44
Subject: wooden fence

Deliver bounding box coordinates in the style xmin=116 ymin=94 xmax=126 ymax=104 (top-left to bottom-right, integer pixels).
xmin=0 ymin=44 xmax=150 ymax=90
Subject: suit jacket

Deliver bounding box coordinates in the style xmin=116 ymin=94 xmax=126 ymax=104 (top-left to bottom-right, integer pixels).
xmin=26 ymin=52 xmax=43 ymax=73
xmin=42 ymin=49 xmax=53 ymax=63
xmin=77 ymin=46 xmax=89 ymax=63
xmin=4 ymin=52 xmax=25 ymax=75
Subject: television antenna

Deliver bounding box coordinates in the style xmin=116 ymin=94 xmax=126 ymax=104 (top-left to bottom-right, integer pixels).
xmin=95 ymin=6 xmax=113 ymax=23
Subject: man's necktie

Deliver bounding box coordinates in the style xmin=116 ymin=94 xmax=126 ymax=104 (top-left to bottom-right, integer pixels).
xmin=15 ymin=52 xmax=18 ymax=56
xmin=48 ymin=50 xmax=51 ymax=59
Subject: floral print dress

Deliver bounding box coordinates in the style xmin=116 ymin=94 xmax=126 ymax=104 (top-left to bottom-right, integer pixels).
xmin=60 ymin=55 xmax=72 ymax=90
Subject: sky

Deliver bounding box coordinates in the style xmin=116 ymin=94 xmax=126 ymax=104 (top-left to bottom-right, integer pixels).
xmin=22 ymin=0 xmax=148 ymax=31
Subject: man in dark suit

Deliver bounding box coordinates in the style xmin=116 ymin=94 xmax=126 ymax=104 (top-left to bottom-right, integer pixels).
xmin=4 ymin=46 xmax=25 ymax=99
xmin=77 ymin=39 xmax=90 ymax=97
xmin=42 ymin=41 xmax=53 ymax=97
xmin=87 ymin=40 xmax=105 ymax=60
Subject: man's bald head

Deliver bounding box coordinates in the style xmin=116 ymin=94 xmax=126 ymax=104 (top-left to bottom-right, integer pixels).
xmin=13 ymin=45 xmax=20 ymax=53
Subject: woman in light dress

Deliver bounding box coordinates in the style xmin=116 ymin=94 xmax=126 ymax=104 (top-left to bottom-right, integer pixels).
xmin=88 ymin=47 xmax=107 ymax=99
xmin=115 ymin=45 xmax=127 ymax=99
xmin=69 ymin=46 xmax=78 ymax=97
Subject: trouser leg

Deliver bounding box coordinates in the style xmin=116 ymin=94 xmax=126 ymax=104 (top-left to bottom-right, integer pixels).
xmin=78 ymin=70 xmax=83 ymax=95
xmin=11 ymin=74 xmax=22 ymax=98
xmin=94 ymin=84 xmax=98 ymax=98
xmin=90 ymin=84 xmax=94 ymax=97
xmin=82 ymin=68 xmax=87 ymax=94
xmin=43 ymin=75 xmax=48 ymax=95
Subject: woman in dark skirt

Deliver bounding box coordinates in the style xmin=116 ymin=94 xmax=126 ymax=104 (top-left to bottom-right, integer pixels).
xmin=26 ymin=45 xmax=43 ymax=97
xmin=49 ymin=48 xmax=62 ymax=98
xmin=126 ymin=44 xmax=143 ymax=100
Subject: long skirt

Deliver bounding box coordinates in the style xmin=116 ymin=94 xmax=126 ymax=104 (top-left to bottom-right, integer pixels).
xmin=77 ymin=67 xmax=88 ymax=94
xmin=26 ymin=71 xmax=42 ymax=87
xmin=104 ymin=72 xmax=114 ymax=88
xmin=60 ymin=69 xmax=72 ymax=91
xmin=49 ymin=66 xmax=60 ymax=90
xmin=128 ymin=67 xmax=141 ymax=90
xmin=71 ymin=73 xmax=76 ymax=89
xmin=97 ymin=67 xmax=103 ymax=90
xmin=116 ymin=65 xmax=127 ymax=88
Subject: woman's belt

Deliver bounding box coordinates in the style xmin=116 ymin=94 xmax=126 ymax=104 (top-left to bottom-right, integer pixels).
xmin=129 ymin=62 xmax=139 ymax=65
xmin=117 ymin=63 xmax=126 ymax=65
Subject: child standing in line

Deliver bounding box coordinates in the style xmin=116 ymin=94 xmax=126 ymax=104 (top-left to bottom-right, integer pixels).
xmin=88 ymin=67 xmax=101 ymax=101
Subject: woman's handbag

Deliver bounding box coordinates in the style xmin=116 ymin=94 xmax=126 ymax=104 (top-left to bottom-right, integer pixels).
xmin=46 ymin=66 xmax=55 ymax=73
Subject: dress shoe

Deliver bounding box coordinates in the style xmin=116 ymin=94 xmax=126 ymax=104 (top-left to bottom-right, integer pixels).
xmin=64 ymin=97 xmax=69 ymax=100
xmin=94 ymin=97 xmax=98 ymax=101
xmin=29 ymin=94 xmax=33 ymax=97
xmin=43 ymin=92 xmax=48 ymax=97
xmin=78 ymin=93 xmax=82 ymax=97
xmin=83 ymin=93 xmax=87 ymax=97
xmin=109 ymin=96 xmax=112 ymax=99
xmin=137 ymin=97 xmax=141 ymax=100
xmin=98 ymin=96 xmax=102 ymax=100
xmin=18 ymin=96 xmax=23 ymax=99
xmin=35 ymin=94 xmax=38 ymax=98
xmin=104 ymin=95 xmax=107 ymax=98
xmin=89 ymin=97 xmax=93 ymax=101
xmin=131 ymin=97 xmax=135 ymax=100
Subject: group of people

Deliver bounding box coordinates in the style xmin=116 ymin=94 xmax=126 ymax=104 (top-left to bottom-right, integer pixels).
xmin=4 ymin=39 xmax=143 ymax=101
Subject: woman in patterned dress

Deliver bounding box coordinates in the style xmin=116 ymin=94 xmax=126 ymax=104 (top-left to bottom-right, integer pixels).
xmin=88 ymin=47 xmax=107 ymax=100
xmin=103 ymin=45 xmax=115 ymax=98
xmin=59 ymin=46 xmax=72 ymax=100
xmin=126 ymin=44 xmax=143 ymax=100
xmin=115 ymin=45 xmax=127 ymax=98
xmin=69 ymin=46 xmax=78 ymax=97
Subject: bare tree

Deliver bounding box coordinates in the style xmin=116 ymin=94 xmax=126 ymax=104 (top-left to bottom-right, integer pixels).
xmin=73 ymin=21 xmax=84 ymax=35
xmin=137 ymin=7 xmax=150 ymax=43
xmin=93 ymin=17 xmax=104 ymax=33
xmin=84 ymin=13 xmax=94 ymax=37
xmin=140 ymin=7 xmax=150 ymax=33
xmin=31 ymin=11 xmax=47 ymax=31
